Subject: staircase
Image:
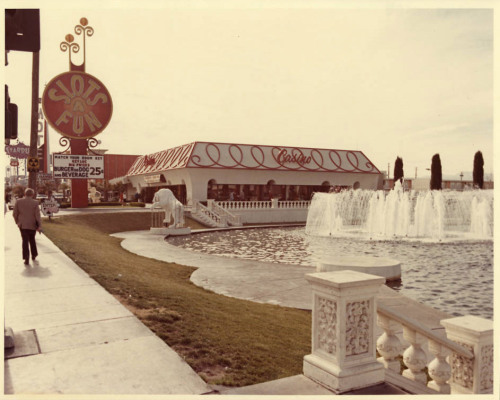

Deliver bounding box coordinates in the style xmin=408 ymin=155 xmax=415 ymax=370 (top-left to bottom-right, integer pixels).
xmin=189 ymin=202 xmax=228 ymax=228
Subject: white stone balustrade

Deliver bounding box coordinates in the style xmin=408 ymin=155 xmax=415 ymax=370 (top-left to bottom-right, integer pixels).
xmin=217 ymin=200 xmax=273 ymax=210
xmin=216 ymin=200 xmax=310 ymax=211
xmin=193 ymin=202 xmax=226 ymax=227
xmin=209 ymin=200 xmax=242 ymax=226
xmin=303 ymin=270 xmax=385 ymax=394
xmin=375 ymin=304 xmax=490 ymax=395
xmin=304 ymin=269 xmax=492 ymax=395
xmin=277 ymin=200 xmax=311 ymax=209
xmin=441 ymin=316 xmax=494 ymax=394
xmin=376 ymin=314 xmax=403 ymax=373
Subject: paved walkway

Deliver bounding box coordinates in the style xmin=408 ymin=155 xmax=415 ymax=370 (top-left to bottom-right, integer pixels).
xmin=3 ymin=210 xmax=211 ymax=395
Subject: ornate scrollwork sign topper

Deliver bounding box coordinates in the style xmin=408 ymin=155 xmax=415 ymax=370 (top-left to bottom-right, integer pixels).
xmin=42 ymin=18 xmax=112 ymax=140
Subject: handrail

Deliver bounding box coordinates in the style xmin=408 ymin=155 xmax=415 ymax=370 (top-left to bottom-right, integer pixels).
xmin=211 ymin=202 xmax=241 ymax=225
xmin=377 ymin=303 xmax=473 ymax=359
xmin=194 ymin=201 xmax=225 ymax=226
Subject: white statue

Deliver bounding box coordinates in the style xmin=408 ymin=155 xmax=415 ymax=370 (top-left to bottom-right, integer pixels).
xmin=152 ymin=188 xmax=185 ymax=228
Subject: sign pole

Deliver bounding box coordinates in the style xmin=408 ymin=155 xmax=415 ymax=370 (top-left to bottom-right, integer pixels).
xmin=69 ymin=139 xmax=88 ymax=207
xmin=42 ymin=18 xmax=112 ymax=208
xmin=28 ymin=50 xmax=40 ymax=192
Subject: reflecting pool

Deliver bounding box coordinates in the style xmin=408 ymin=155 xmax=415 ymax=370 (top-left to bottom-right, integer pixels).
xmin=168 ymin=227 xmax=493 ymax=319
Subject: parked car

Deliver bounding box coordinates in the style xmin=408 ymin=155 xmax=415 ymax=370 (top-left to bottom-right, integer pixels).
xmin=53 ymin=194 xmax=64 ymax=204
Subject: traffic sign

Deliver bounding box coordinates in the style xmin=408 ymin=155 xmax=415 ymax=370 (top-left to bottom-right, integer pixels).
xmin=27 ymin=157 xmax=40 ymax=172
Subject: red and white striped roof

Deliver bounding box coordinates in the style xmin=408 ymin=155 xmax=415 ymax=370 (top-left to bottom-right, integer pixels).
xmin=126 ymin=142 xmax=381 ymax=176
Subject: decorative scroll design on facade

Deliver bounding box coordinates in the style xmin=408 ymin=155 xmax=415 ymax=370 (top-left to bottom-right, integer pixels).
xmin=480 ymin=345 xmax=493 ymax=390
xmin=126 ymin=142 xmax=195 ymax=176
xmin=450 ymin=341 xmax=474 ymax=389
xmin=188 ymin=142 xmax=380 ymax=173
xmin=345 ymin=300 xmax=370 ymax=356
xmin=317 ymin=297 xmax=337 ymax=355
xmin=126 ymin=142 xmax=380 ymax=176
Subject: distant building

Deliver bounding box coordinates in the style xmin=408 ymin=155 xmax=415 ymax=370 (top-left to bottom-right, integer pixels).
xmin=382 ymin=178 xmax=413 ymax=191
xmin=412 ymin=178 xmax=494 ymax=191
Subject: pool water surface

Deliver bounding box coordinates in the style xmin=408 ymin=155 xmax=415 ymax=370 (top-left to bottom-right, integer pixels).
xmin=168 ymin=227 xmax=493 ymax=320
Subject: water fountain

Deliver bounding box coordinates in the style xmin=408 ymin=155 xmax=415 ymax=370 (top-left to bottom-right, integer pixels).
xmin=168 ymin=184 xmax=493 ymax=318
xmin=306 ymin=183 xmax=493 ymax=241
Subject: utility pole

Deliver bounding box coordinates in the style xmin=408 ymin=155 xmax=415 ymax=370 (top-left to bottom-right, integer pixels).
xmin=6 ymin=9 xmax=41 ymax=193
xmin=28 ymin=50 xmax=40 ymax=192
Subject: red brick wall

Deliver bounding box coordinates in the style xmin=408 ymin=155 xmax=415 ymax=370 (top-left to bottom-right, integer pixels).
xmin=104 ymin=154 xmax=140 ymax=181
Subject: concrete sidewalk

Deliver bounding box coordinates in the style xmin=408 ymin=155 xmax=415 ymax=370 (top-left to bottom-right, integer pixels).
xmin=3 ymin=210 xmax=211 ymax=395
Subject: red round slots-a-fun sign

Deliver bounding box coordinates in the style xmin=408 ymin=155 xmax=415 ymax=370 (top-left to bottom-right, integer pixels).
xmin=42 ymin=71 xmax=113 ymax=139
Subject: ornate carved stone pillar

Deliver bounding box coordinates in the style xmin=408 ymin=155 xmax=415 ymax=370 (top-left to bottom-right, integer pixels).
xmin=441 ymin=315 xmax=493 ymax=394
xmin=303 ymin=270 xmax=385 ymax=393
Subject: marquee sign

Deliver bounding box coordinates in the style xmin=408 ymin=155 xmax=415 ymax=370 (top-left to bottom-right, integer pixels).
xmin=5 ymin=143 xmax=30 ymax=159
xmin=53 ymin=154 xmax=104 ymax=179
xmin=42 ymin=71 xmax=113 ymax=139
xmin=144 ymin=174 xmax=162 ymax=184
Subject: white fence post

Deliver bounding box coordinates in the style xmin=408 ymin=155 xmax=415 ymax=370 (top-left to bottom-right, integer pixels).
xmin=441 ymin=316 xmax=493 ymax=394
xmin=303 ymin=270 xmax=385 ymax=394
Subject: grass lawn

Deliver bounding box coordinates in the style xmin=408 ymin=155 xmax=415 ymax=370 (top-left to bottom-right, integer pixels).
xmin=42 ymin=212 xmax=312 ymax=387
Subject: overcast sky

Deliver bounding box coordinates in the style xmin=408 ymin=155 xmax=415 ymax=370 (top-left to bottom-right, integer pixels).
xmin=3 ymin=1 xmax=495 ymax=179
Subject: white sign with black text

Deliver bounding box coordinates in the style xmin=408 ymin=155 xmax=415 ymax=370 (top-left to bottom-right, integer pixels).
xmin=53 ymin=154 xmax=104 ymax=179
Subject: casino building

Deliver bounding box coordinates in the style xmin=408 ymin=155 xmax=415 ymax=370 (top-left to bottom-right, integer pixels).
xmin=113 ymin=142 xmax=382 ymax=225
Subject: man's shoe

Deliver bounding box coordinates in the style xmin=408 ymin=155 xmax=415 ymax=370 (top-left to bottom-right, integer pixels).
xmin=24 ymin=259 xmax=29 ymax=265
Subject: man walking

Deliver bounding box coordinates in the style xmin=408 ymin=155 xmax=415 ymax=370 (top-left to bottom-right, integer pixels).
xmin=13 ymin=188 xmax=42 ymax=265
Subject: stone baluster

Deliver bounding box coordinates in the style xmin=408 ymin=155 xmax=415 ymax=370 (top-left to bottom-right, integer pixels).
xmin=376 ymin=314 xmax=403 ymax=372
xmin=427 ymin=340 xmax=451 ymax=393
xmin=401 ymin=327 xmax=427 ymax=384
xmin=441 ymin=315 xmax=493 ymax=394
xmin=207 ymin=199 xmax=214 ymax=211
xmin=303 ymin=270 xmax=385 ymax=394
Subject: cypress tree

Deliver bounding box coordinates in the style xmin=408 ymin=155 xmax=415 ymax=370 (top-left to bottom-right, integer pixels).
xmin=393 ymin=156 xmax=404 ymax=185
xmin=430 ymin=154 xmax=442 ymax=190
xmin=473 ymin=151 xmax=484 ymax=189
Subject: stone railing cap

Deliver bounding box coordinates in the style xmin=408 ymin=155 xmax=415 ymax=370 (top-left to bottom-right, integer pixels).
xmin=306 ymin=270 xmax=385 ymax=287
xmin=441 ymin=315 xmax=493 ymax=335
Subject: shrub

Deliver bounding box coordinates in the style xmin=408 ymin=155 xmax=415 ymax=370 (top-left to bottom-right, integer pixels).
xmin=128 ymin=202 xmax=146 ymax=207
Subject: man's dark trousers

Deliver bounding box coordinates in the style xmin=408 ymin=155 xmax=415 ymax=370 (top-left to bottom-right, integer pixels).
xmin=20 ymin=229 xmax=38 ymax=261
